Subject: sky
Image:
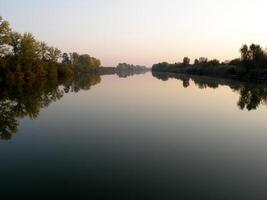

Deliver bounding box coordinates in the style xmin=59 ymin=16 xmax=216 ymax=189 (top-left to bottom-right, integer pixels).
xmin=1 ymin=0 xmax=267 ymax=67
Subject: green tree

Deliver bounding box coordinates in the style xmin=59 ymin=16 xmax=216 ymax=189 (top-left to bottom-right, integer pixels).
xmin=9 ymin=32 xmax=22 ymax=56
xmin=70 ymin=52 xmax=79 ymax=65
xmin=47 ymin=47 xmax=61 ymax=62
xmin=19 ymin=33 xmax=39 ymax=64
xmin=89 ymin=57 xmax=101 ymax=70
xmin=0 ymin=16 xmax=11 ymax=57
xmin=38 ymin=41 xmax=48 ymax=60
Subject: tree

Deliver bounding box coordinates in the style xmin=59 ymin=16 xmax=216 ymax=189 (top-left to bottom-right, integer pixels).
xmin=9 ymin=32 xmax=22 ymax=56
xmin=183 ymin=57 xmax=190 ymax=65
xmin=0 ymin=16 xmax=102 ymax=81
xmin=249 ymin=44 xmax=264 ymax=67
xmin=62 ymin=52 xmax=71 ymax=64
xmin=69 ymin=53 xmax=100 ymax=71
xmin=0 ymin=16 xmax=11 ymax=57
xmin=90 ymin=57 xmax=101 ymax=69
xmin=47 ymin=47 xmax=61 ymax=62
xmin=240 ymin=44 xmax=266 ymax=70
xmin=240 ymin=44 xmax=249 ymax=61
xmin=229 ymin=58 xmax=241 ymax=66
xmin=70 ymin=52 xmax=79 ymax=65
xmin=208 ymin=59 xmax=220 ymax=66
xmin=199 ymin=57 xmax=208 ymax=64
xmin=38 ymin=42 xmax=48 ymax=60
xmin=19 ymin=33 xmax=39 ymax=64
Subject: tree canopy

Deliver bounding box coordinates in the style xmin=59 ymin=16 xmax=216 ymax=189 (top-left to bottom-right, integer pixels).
xmin=0 ymin=16 xmax=11 ymax=57
xmin=0 ymin=16 xmax=101 ymax=84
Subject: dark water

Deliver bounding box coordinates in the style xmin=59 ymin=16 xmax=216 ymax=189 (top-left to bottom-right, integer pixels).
xmin=1 ymin=72 xmax=267 ymax=199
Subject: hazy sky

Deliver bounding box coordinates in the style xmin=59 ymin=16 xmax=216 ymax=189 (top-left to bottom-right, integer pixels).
xmin=1 ymin=0 xmax=267 ymax=67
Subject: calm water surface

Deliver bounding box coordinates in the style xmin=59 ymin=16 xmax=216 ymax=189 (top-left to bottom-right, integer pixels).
xmin=1 ymin=72 xmax=267 ymax=199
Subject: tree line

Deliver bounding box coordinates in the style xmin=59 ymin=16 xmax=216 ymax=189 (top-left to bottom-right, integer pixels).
xmin=152 ymin=44 xmax=267 ymax=80
xmin=152 ymin=72 xmax=267 ymax=111
xmin=0 ymin=16 xmax=101 ymax=85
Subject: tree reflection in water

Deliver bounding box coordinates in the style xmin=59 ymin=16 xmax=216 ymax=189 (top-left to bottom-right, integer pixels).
xmin=152 ymin=71 xmax=267 ymax=111
xmin=0 ymin=73 xmax=101 ymax=140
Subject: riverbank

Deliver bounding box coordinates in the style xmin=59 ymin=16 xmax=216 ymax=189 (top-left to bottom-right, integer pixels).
xmin=152 ymin=63 xmax=267 ymax=82
xmin=152 ymin=44 xmax=267 ymax=82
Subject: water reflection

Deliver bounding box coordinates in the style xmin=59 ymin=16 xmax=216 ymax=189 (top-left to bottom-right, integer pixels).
xmin=0 ymin=69 xmax=149 ymax=140
xmin=99 ymin=67 xmax=150 ymax=78
xmin=116 ymin=69 xmax=149 ymax=78
xmin=0 ymin=73 xmax=101 ymax=140
xmin=3 ymin=70 xmax=266 ymax=140
xmin=152 ymin=72 xmax=267 ymax=111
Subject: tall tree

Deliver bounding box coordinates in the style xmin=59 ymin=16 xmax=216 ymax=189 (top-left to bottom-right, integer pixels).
xmin=183 ymin=57 xmax=190 ymax=65
xmin=47 ymin=47 xmax=61 ymax=62
xmin=62 ymin=53 xmax=71 ymax=64
xmin=0 ymin=16 xmax=11 ymax=57
xmin=38 ymin=42 xmax=48 ymax=60
xmin=19 ymin=33 xmax=39 ymax=64
xmin=9 ymin=32 xmax=22 ymax=56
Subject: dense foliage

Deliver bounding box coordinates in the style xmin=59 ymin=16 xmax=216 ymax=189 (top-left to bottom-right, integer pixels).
xmin=152 ymin=44 xmax=267 ymax=80
xmin=116 ymin=63 xmax=149 ymax=78
xmin=0 ymin=16 xmax=101 ymax=84
xmin=117 ymin=63 xmax=147 ymax=71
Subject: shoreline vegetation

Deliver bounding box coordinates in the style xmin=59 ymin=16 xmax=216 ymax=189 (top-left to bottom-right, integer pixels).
xmin=100 ymin=63 xmax=149 ymax=78
xmin=0 ymin=13 xmax=149 ymax=141
xmin=0 ymin=16 xmax=149 ymax=86
xmin=0 ymin=16 xmax=102 ymax=85
xmin=0 ymin=16 xmax=150 ymax=139
xmin=152 ymin=44 xmax=267 ymax=82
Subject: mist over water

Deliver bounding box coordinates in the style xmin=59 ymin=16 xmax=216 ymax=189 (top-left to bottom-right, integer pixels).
xmin=1 ymin=72 xmax=267 ymax=199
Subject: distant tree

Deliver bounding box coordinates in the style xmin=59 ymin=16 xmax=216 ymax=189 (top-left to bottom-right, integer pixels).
xmin=240 ymin=44 xmax=266 ymax=70
xmin=194 ymin=59 xmax=199 ymax=65
xmin=229 ymin=58 xmax=241 ymax=66
xmin=183 ymin=57 xmax=190 ymax=65
xmin=70 ymin=52 xmax=79 ymax=65
xmin=207 ymin=59 xmax=220 ymax=66
xmin=249 ymin=44 xmax=262 ymax=61
xmin=62 ymin=53 xmax=71 ymax=64
xmin=199 ymin=57 xmax=208 ymax=64
xmin=90 ymin=57 xmax=101 ymax=69
xmin=47 ymin=47 xmax=61 ymax=62
xmin=240 ymin=44 xmax=249 ymax=63
xmin=78 ymin=54 xmax=91 ymax=70
xmin=152 ymin=62 xmax=169 ymax=72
